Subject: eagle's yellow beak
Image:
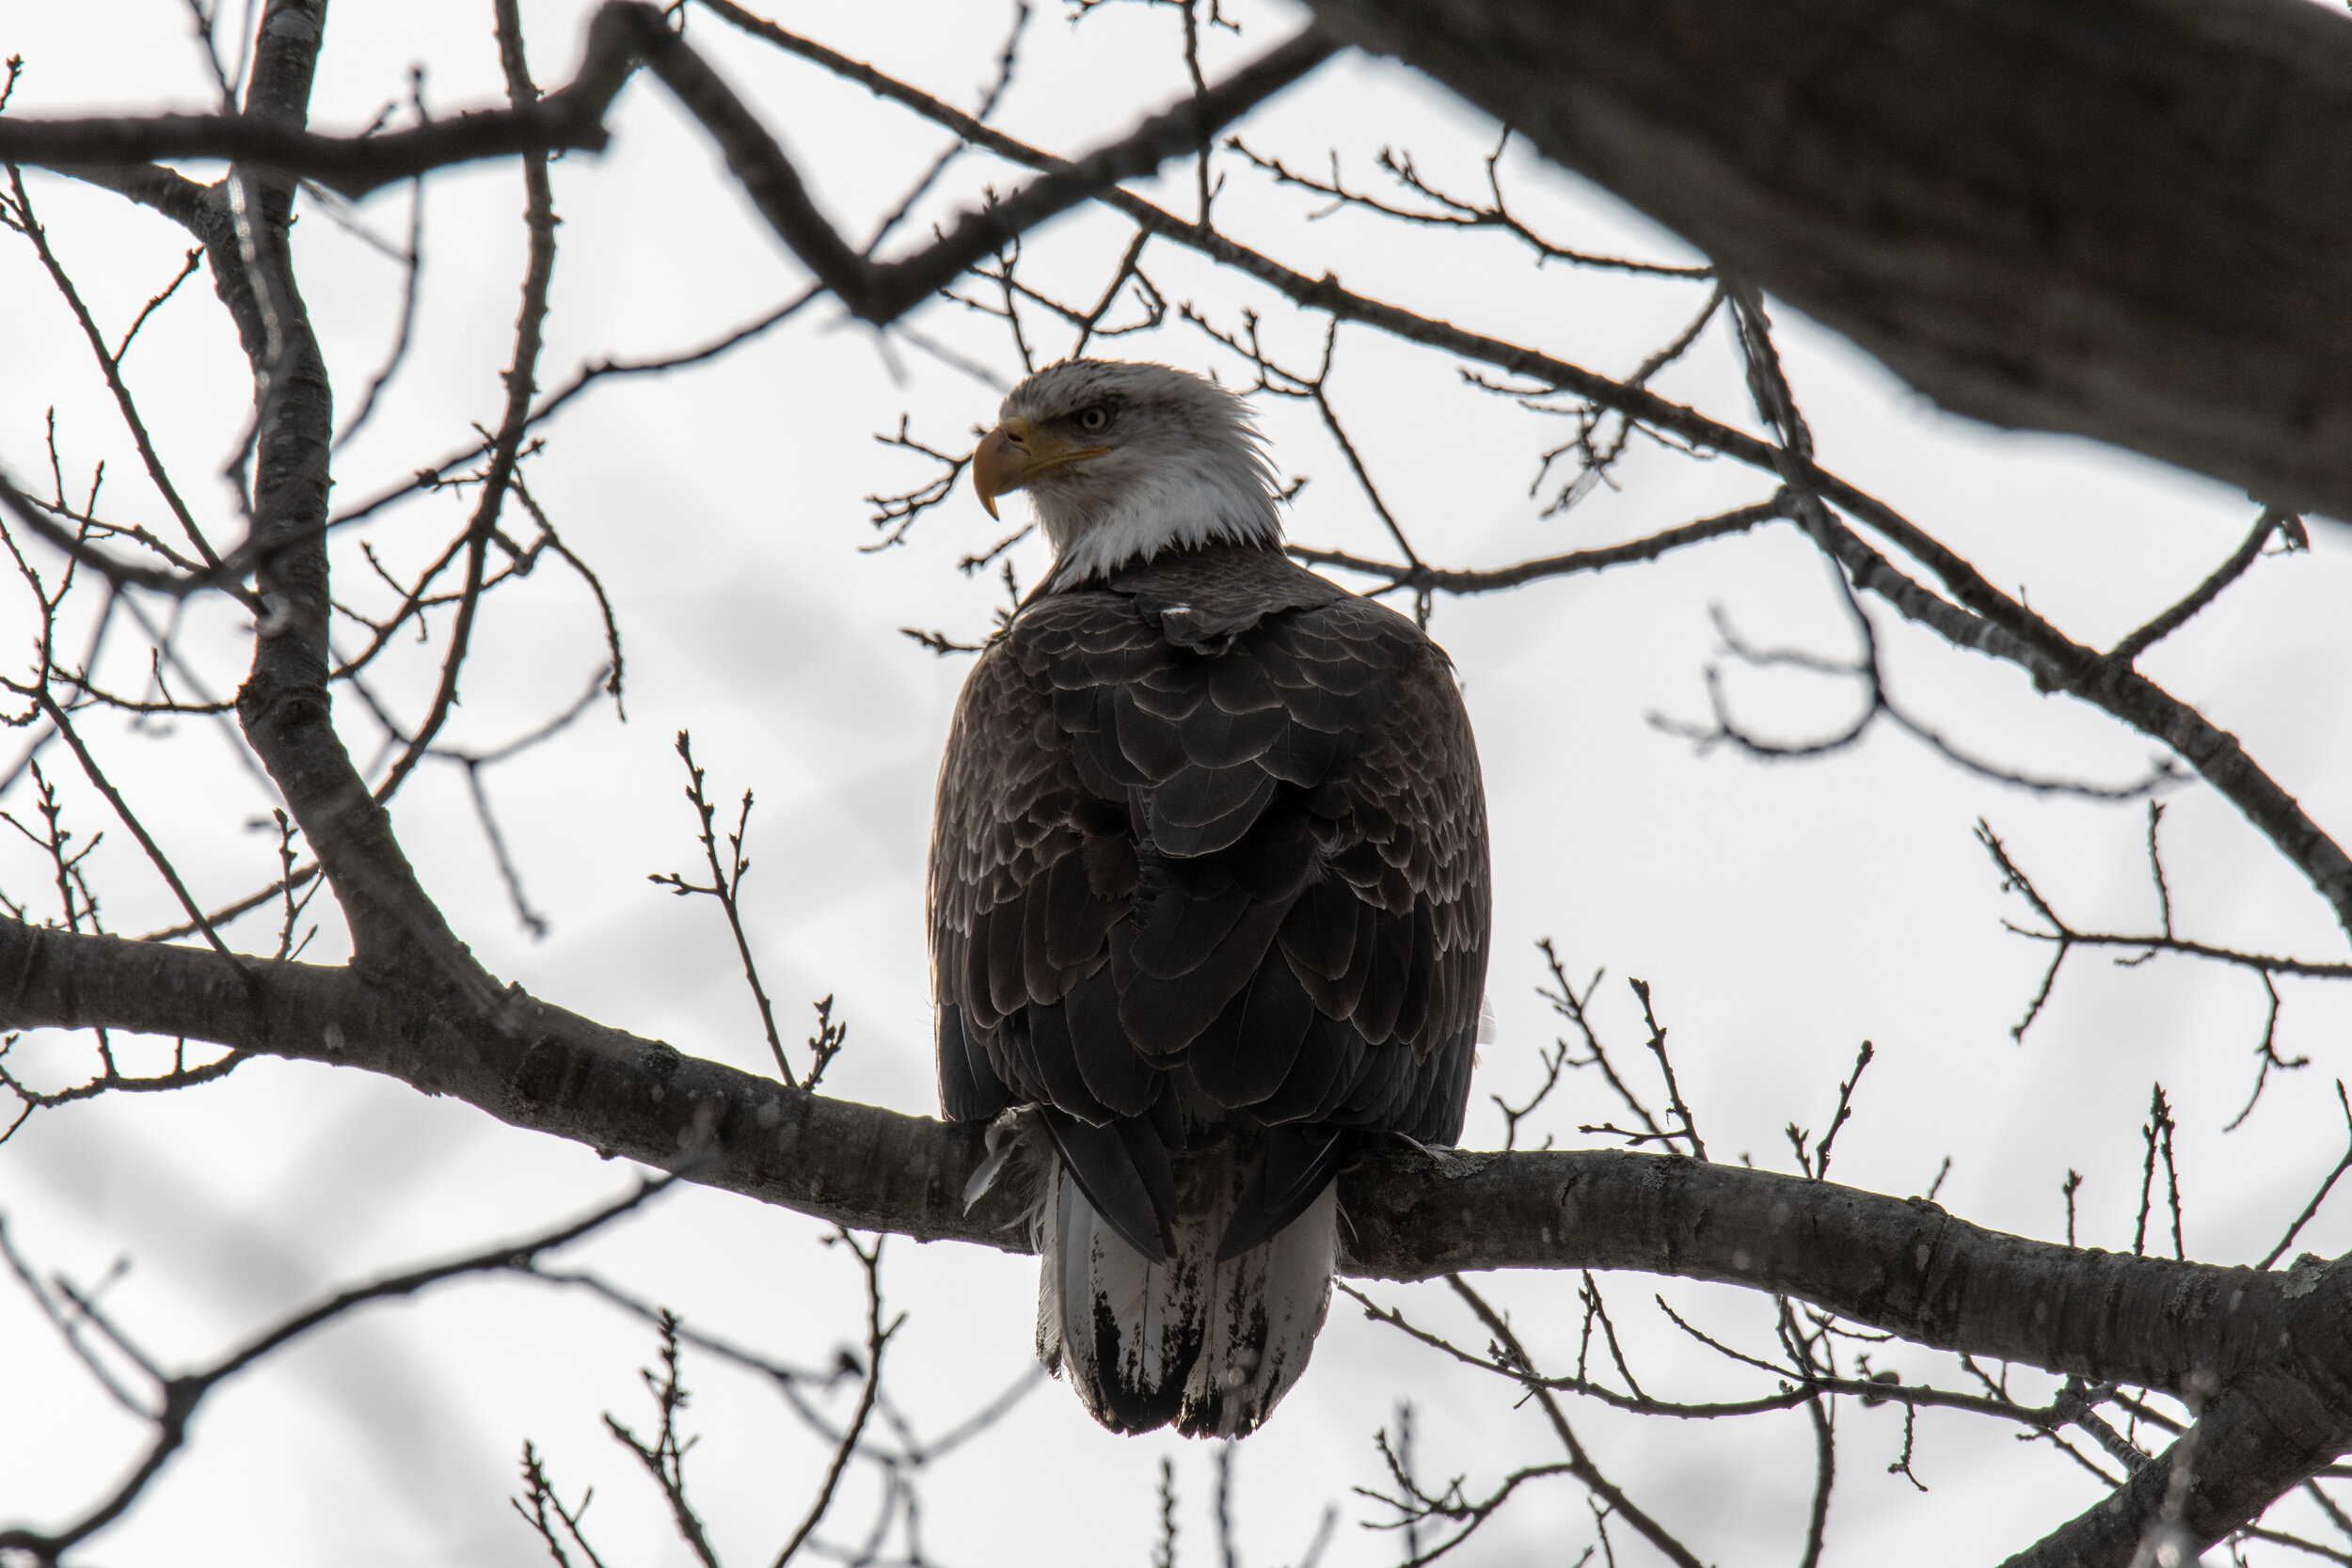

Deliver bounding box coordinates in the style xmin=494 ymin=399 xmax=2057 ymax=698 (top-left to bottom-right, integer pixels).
xmin=970 ymin=416 xmax=1109 ymax=520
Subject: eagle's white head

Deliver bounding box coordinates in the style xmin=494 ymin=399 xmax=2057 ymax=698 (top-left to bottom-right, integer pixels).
xmin=971 ymin=359 xmax=1283 ymax=584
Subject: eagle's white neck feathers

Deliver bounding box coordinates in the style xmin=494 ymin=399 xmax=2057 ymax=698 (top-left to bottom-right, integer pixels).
xmin=998 ymin=361 xmax=1283 ymax=585
xmin=1032 ymin=442 xmax=1281 ymax=583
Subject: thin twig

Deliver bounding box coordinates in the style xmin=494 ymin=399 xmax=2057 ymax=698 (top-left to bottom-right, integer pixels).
xmin=2261 ymin=1082 xmax=2352 ymax=1270
xmin=2108 ymin=508 xmax=2291 ymax=666
xmin=373 ymin=1 xmax=558 ymax=802
xmin=33 ymin=693 xmax=246 ymax=974
xmin=773 ymin=1231 xmax=898 ymax=1567
xmin=651 ymin=731 xmax=793 ymax=1085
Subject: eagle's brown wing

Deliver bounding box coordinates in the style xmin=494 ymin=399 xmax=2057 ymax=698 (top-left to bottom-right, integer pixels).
xmin=930 ymin=545 xmax=1489 ymax=1255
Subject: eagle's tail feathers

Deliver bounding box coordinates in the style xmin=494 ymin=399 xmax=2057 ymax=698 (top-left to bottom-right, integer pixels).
xmin=1183 ymin=1180 xmax=1337 ymax=1437
xmin=1038 ymin=1145 xmax=1337 ymax=1438
xmin=1039 ymin=1160 xmax=1198 ymax=1433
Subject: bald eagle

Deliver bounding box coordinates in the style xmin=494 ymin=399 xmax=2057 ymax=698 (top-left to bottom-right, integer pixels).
xmin=930 ymin=360 xmax=1490 ymax=1437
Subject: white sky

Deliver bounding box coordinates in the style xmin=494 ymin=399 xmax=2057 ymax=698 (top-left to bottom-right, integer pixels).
xmin=4 ymin=2 xmax=2351 ymax=1564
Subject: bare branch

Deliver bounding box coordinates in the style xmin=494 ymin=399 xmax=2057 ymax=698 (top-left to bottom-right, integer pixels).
xmin=2108 ymin=508 xmax=2296 ymax=667
xmin=2133 ymin=1084 xmax=2183 ymax=1262
xmin=5 ymin=166 xmax=219 ymax=566
xmin=1442 ymin=1275 xmax=1705 ymax=1568
xmin=1629 ymin=977 xmax=1704 ymax=1161
xmin=2260 ymin=1083 xmax=2352 ymax=1272
xmin=0 ymin=34 xmax=637 ymax=195
xmin=1227 ymin=133 xmax=1714 ymax=278
xmin=650 ymin=732 xmax=793 ymax=1086
xmin=136 ymin=861 xmax=317 ymax=944
xmin=0 ymin=1175 xmax=675 ymax=1562
xmin=772 ymin=1231 xmax=897 ymax=1567
xmin=370 ymin=0 xmax=557 ymax=803
xmin=602 ymin=1311 xmax=724 ymax=1568
xmin=511 ymin=1440 xmax=611 ymax=1568
xmin=0 ymin=1032 xmax=249 ymax=1143
xmin=34 ymin=693 xmax=246 ymax=975
xmin=679 ymin=3 xmax=1338 ymax=324
xmin=1794 ymin=1040 xmax=1874 ymax=1185
xmin=326 ymin=285 xmax=820 ymax=536
xmin=329 ymin=173 xmax=426 ymax=450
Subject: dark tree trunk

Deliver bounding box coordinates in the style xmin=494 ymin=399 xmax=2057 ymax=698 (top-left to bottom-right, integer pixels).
xmin=1306 ymin=0 xmax=2352 ymax=522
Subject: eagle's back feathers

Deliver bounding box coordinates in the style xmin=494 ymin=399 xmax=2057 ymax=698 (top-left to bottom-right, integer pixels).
xmin=930 ymin=541 xmax=1490 ymax=1436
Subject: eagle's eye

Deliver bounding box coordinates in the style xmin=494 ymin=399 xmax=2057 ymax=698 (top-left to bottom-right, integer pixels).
xmin=1074 ymin=404 xmax=1113 ymax=434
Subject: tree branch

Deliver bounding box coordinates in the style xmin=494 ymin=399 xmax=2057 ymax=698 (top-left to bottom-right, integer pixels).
xmin=2108 ymin=507 xmax=2294 ymax=667
xmin=2005 ymin=1370 xmax=2331 ymax=1567
xmin=10 ymin=914 xmax=2352 ymax=1554
xmin=0 ymin=1173 xmax=672 ymax=1562
xmin=215 ymin=0 xmax=490 ymax=991
xmin=5 ymin=167 xmax=218 ymax=566
xmin=370 ymin=0 xmax=559 ymax=803
xmin=1289 ymin=495 xmax=1796 ymax=593
xmin=0 ymin=25 xmax=640 ymax=196
xmin=6 ymin=918 xmax=2351 ymax=1413
xmin=9 ymin=5 xmax=1332 ymax=326
xmin=644 ymin=7 xmax=1334 ymax=324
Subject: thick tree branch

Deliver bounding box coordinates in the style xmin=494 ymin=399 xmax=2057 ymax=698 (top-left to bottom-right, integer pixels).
xmin=216 ymin=0 xmax=485 ymax=990
xmin=11 ymin=7 xmax=1324 ymax=612
xmin=0 ymin=22 xmax=640 ymax=196
xmin=5 ymin=918 xmax=2350 ymax=1410
xmin=2005 ymin=1370 xmax=2336 ymax=1567
xmin=645 ymin=8 xmax=1334 ymax=324
xmin=9 ymin=917 xmax=2350 ymax=1556
xmin=1301 ymin=0 xmax=2352 ymax=525
xmin=8 ymin=4 xmax=1330 ymax=328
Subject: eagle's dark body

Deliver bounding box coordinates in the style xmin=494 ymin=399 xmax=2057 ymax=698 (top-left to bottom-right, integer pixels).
xmin=930 ymin=540 xmax=1489 ymax=1435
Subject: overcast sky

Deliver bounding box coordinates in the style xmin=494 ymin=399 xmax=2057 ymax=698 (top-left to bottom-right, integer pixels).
xmin=5 ymin=3 xmax=2351 ymax=1563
